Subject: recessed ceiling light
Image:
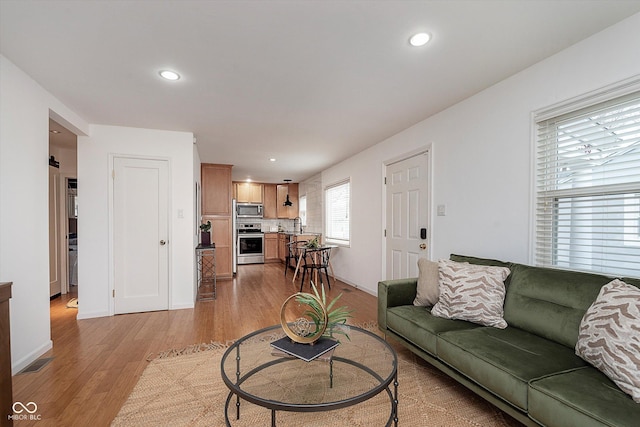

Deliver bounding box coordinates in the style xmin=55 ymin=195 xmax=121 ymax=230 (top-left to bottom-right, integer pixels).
xmin=159 ymin=70 xmax=180 ymax=81
xmin=269 ymin=158 xmax=276 ymax=162
xmin=409 ymin=32 xmax=431 ymax=47
xmin=246 ymin=178 xmax=252 ymax=182
xmin=50 ymin=130 xmax=60 ymax=134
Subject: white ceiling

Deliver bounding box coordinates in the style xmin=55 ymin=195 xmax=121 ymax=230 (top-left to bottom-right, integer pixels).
xmin=2 ymin=1 xmax=640 ymax=183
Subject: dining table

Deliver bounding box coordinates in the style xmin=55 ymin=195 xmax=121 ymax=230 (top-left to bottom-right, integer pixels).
xmin=292 ymin=244 xmax=338 ymax=286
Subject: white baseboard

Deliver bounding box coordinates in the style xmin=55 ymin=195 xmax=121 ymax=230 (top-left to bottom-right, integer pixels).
xmin=170 ymin=303 xmax=195 ymax=310
xmin=12 ymin=340 xmax=53 ymax=375
xmin=76 ymin=310 xmax=110 ymax=320
xmin=332 ymin=275 xmax=377 ymax=297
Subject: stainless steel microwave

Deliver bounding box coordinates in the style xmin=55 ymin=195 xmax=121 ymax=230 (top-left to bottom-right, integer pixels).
xmin=236 ymin=203 xmax=263 ymax=218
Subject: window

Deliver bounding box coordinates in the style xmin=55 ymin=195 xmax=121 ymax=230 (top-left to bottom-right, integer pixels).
xmin=535 ymin=90 xmax=640 ymax=277
xmin=325 ymin=179 xmax=350 ymax=246
xmin=299 ymin=195 xmax=307 ymax=227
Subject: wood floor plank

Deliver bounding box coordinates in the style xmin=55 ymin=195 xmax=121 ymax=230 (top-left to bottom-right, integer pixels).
xmin=11 ymin=262 xmax=378 ymax=426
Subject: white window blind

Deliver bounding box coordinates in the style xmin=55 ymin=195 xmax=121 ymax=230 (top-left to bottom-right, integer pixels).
xmin=299 ymin=195 xmax=307 ymax=226
xmin=325 ymin=180 xmax=350 ymax=246
xmin=535 ymin=91 xmax=640 ymax=277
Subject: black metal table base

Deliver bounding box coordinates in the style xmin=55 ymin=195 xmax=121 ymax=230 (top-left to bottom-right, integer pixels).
xmin=221 ymin=326 xmax=398 ymax=426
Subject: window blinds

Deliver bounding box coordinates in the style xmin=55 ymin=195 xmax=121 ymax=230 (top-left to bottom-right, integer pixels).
xmin=325 ymin=180 xmax=350 ymax=245
xmin=535 ymin=91 xmax=640 ymax=277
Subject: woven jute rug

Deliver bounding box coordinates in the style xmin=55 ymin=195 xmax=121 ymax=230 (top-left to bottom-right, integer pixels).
xmin=112 ymin=337 xmax=521 ymax=426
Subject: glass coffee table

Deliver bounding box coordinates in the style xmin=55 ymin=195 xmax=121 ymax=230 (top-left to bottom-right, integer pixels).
xmin=220 ymin=324 xmax=398 ymax=426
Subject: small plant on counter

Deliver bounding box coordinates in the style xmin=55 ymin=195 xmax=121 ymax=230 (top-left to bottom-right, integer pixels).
xmin=306 ymin=236 xmax=320 ymax=249
xmin=296 ymin=282 xmax=353 ymax=341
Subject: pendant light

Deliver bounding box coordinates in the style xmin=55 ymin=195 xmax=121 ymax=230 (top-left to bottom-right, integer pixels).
xmin=283 ymin=179 xmax=293 ymax=206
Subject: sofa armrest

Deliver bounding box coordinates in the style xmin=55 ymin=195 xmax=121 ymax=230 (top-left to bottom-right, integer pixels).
xmin=377 ymin=278 xmax=418 ymax=331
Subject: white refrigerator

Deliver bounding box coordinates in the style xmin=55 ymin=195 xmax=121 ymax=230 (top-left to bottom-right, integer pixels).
xmin=232 ymin=199 xmax=237 ymax=275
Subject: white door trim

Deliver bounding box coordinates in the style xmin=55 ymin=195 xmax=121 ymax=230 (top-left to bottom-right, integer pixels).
xmin=108 ymin=154 xmax=172 ymax=316
xmin=381 ymin=145 xmax=433 ymax=280
xmin=60 ymin=173 xmax=76 ymax=294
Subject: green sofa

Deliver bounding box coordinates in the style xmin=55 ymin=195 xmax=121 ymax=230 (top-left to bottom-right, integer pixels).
xmin=377 ymin=254 xmax=640 ymax=427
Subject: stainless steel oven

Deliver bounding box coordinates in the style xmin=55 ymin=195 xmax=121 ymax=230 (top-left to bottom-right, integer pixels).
xmin=237 ymin=223 xmax=264 ymax=264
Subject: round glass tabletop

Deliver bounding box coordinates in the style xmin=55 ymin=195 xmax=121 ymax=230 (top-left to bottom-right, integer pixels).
xmin=220 ymin=324 xmax=397 ymax=421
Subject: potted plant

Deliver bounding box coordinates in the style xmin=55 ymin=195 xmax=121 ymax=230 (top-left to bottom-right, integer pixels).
xmin=306 ymin=236 xmax=320 ymax=249
xmin=295 ymin=282 xmax=353 ymax=342
xmin=200 ymin=221 xmax=212 ymax=246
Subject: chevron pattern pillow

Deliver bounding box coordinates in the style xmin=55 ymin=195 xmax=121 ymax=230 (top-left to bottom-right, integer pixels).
xmin=431 ymin=259 xmax=511 ymax=329
xmin=575 ymin=279 xmax=640 ymax=403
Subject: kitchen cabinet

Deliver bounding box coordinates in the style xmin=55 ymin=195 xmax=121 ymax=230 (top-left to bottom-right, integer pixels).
xmin=278 ymin=233 xmax=288 ymax=262
xmin=234 ymin=182 xmax=263 ymax=204
xmin=263 ymin=184 xmax=277 ymax=219
xmin=264 ymin=233 xmax=279 ymax=263
xmin=202 ymin=164 xmax=232 ymax=216
xmin=208 ymin=217 xmax=232 ymax=278
xmin=201 ymin=164 xmax=233 ymax=279
xmin=277 ymin=183 xmax=299 ymax=219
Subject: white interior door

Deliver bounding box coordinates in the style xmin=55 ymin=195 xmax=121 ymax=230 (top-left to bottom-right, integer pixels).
xmin=385 ymin=151 xmax=430 ymax=280
xmin=113 ymin=157 xmax=169 ymax=314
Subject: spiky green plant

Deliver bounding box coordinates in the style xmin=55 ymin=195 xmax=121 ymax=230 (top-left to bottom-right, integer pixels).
xmin=295 ymin=282 xmax=353 ymax=341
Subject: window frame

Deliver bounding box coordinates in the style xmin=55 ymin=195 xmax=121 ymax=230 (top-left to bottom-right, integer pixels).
xmin=324 ymin=178 xmax=351 ymax=247
xmin=532 ymin=77 xmax=640 ymax=277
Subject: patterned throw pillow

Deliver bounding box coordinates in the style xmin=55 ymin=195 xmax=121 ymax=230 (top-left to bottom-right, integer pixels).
xmin=413 ymin=258 xmax=440 ymax=306
xmin=431 ymin=260 xmax=511 ymax=329
xmin=575 ymin=279 xmax=640 ymax=403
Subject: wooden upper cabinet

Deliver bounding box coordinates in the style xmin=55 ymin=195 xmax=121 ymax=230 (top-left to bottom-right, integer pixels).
xmin=234 ymin=182 xmax=263 ymax=204
xmin=263 ymin=184 xmax=277 ymax=218
xmin=202 ymin=164 xmax=232 ymax=216
xmin=276 ymin=183 xmax=299 ymax=219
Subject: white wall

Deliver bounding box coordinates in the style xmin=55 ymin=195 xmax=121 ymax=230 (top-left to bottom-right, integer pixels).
xmin=77 ymin=125 xmax=195 ymax=318
xmin=321 ymin=13 xmax=640 ymax=295
xmin=193 ymin=143 xmax=201 ymax=298
xmin=0 ymin=55 xmax=89 ymax=373
xmin=49 ymin=144 xmax=77 ymax=176
xmin=298 ymin=173 xmax=322 ymax=234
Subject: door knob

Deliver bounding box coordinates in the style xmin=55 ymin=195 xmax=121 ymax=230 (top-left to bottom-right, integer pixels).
xmin=419 ymin=243 xmax=426 ymax=250
xmin=160 ymin=240 xmax=166 ymax=245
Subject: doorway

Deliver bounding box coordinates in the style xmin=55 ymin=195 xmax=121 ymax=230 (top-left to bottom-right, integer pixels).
xmin=49 ymin=119 xmax=78 ymax=305
xmin=113 ymin=156 xmax=170 ymax=314
xmin=385 ymin=149 xmax=431 ymax=280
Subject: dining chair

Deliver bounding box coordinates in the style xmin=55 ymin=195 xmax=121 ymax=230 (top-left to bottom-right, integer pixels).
xmin=285 ymin=240 xmax=308 ymax=277
xmin=299 ymin=246 xmax=332 ymax=292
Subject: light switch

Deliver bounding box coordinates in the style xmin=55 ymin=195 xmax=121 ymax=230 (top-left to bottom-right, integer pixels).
xmin=177 ymin=209 xmax=184 ymax=218
xmin=437 ymin=205 xmax=446 ymax=216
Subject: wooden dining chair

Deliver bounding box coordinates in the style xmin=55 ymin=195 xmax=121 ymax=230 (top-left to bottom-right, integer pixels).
xmin=299 ymin=246 xmax=332 ymax=292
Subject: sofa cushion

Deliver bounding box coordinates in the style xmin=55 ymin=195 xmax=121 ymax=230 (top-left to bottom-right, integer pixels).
xmin=575 ymin=279 xmax=640 ymax=402
xmin=437 ymin=327 xmax=587 ymax=410
xmin=431 ymin=260 xmax=510 ymax=328
xmin=386 ymin=305 xmax=479 ymax=355
xmin=529 ymin=367 xmax=640 ymax=427
xmin=449 ymin=253 xmax=511 ymax=268
xmin=413 ymin=258 xmax=440 ymax=306
xmin=503 ymin=264 xmax=612 ymax=349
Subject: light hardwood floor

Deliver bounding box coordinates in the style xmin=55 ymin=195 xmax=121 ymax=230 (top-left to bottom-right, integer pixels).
xmin=11 ymin=263 xmax=378 ymax=426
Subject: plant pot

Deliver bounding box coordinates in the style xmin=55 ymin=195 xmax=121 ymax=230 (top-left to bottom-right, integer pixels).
xmin=200 ymin=231 xmax=211 ymax=246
